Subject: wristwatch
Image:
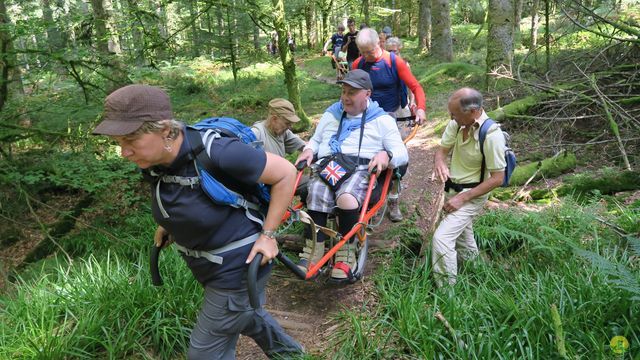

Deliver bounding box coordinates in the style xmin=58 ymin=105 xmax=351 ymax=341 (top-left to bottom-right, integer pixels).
xmin=261 ymin=230 xmax=277 ymax=240
xmin=385 ymin=150 xmax=393 ymax=161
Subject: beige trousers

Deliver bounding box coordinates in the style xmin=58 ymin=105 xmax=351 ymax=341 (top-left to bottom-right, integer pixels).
xmin=431 ymin=189 xmax=486 ymax=286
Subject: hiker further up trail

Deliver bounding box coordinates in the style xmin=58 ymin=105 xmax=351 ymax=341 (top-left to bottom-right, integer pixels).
xmin=352 ymin=27 xmax=427 ymax=222
xmin=92 ymin=84 xmax=303 ymax=359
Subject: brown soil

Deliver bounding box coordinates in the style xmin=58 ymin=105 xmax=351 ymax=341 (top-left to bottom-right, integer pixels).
xmin=236 ymin=121 xmax=444 ymax=359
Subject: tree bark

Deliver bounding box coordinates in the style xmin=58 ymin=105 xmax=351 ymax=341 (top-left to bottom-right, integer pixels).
xmin=430 ymin=0 xmax=453 ymax=61
xmin=486 ymin=0 xmax=514 ymax=86
xmin=188 ymin=0 xmax=199 ymax=57
xmin=126 ymin=0 xmax=145 ymax=65
xmin=418 ymin=0 xmax=432 ymax=51
xmin=41 ymin=0 xmax=64 ymax=51
xmin=103 ymin=0 xmax=121 ymax=54
xmin=529 ymin=0 xmax=540 ymax=55
xmin=318 ymin=0 xmax=333 ymax=47
xmin=253 ymin=23 xmax=260 ymax=51
xmin=0 ymin=0 xmax=11 ymax=111
xmin=304 ymin=2 xmax=317 ymax=49
xmin=226 ymin=0 xmax=238 ymax=81
xmin=513 ymin=0 xmax=524 ymax=50
xmin=90 ymin=0 xmax=110 ymax=55
xmin=271 ymin=0 xmax=310 ymax=130
xmin=363 ymin=0 xmax=370 ymax=26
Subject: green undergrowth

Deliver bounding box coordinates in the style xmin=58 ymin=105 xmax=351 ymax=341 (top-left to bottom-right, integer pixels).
xmin=0 ymin=212 xmax=203 ymax=358
xmin=329 ymin=201 xmax=640 ymax=359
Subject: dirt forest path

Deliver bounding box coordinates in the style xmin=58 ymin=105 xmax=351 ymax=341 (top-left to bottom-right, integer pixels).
xmin=236 ymin=92 xmax=445 ymax=358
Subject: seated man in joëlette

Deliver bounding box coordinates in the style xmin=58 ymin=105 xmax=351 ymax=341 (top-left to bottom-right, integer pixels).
xmin=295 ymin=69 xmax=408 ymax=280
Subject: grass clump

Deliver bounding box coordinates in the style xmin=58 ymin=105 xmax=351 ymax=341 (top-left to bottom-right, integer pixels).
xmin=0 ymin=236 xmax=202 ymax=358
xmin=330 ymin=201 xmax=640 ymax=358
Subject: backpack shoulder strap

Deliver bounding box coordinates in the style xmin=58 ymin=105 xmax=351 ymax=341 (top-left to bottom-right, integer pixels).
xmin=185 ymin=126 xmax=218 ymax=176
xmin=390 ymin=52 xmax=408 ymax=108
xmin=478 ymin=118 xmax=496 ymax=183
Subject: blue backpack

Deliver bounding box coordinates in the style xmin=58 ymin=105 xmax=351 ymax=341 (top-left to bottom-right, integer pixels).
xmin=479 ymin=119 xmax=517 ymax=187
xmin=358 ymin=51 xmax=408 ymax=109
xmin=183 ymin=117 xmax=271 ymax=224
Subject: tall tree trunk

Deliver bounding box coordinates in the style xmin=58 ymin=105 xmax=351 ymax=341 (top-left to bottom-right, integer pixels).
xmin=418 ymin=0 xmax=432 ymax=51
xmin=253 ymin=23 xmax=260 ymax=51
xmin=126 ymin=0 xmax=145 ymax=65
xmin=188 ymin=0 xmax=199 ymax=57
xmin=271 ymin=0 xmax=310 ymax=130
xmin=104 ymin=0 xmax=121 ymax=54
xmin=155 ymin=0 xmax=169 ymax=60
xmin=392 ymin=0 xmax=400 ymax=35
xmin=304 ymin=2 xmax=317 ymax=49
xmin=513 ymin=0 xmax=524 ymax=50
xmin=318 ymin=0 xmax=333 ymax=47
xmin=486 ymin=0 xmax=515 ymax=87
xmin=544 ymin=0 xmax=550 ymax=72
xmin=74 ymin=0 xmax=92 ymax=48
xmin=529 ymin=0 xmax=540 ymax=58
xmin=430 ymin=0 xmax=453 ymax=61
xmin=363 ymin=0 xmax=370 ymax=25
xmin=0 ymin=0 xmax=11 ymax=111
xmin=225 ymin=2 xmax=238 ymax=82
xmin=90 ymin=0 xmax=110 ymax=55
xmin=41 ymin=0 xmax=64 ymax=51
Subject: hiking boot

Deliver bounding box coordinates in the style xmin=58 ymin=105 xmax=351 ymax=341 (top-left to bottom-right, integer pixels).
xmin=297 ymin=239 xmax=325 ymax=272
xmin=331 ymin=241 xmax=357 ymax=280
xmin=388 ymin=197 xmax=403 ymax=222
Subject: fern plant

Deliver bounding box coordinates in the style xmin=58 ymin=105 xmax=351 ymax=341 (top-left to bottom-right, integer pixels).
xmin=575 ymin=236 xmax=640 ymax=301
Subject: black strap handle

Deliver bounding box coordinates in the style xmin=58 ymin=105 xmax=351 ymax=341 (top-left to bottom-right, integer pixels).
xmin=150 ymin=235 xmax=169 ymax=286
xmin=247 ymin=253 xmax=263 ymax=309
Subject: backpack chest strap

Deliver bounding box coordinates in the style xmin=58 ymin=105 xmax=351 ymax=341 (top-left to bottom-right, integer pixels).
xmin=174 ymin=233 xmax=260 ymax=264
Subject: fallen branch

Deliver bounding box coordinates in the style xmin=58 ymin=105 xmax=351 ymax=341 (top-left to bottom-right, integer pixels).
xmin=434 ymin=311 xmax=466 ymax=349
xmin=550 ymin=304 xmax=569 ymax=359
xmin=585 ymin=71 xmax=632 ymax=170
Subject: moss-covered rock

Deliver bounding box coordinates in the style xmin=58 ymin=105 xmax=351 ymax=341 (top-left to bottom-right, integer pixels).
xmin=421 ymin=62 xmax=484 ymax=84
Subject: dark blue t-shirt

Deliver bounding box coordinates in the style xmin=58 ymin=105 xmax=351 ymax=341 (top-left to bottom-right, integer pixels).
xmin=331 ymin=33 xmax=344 ymax=53
xmin=149 ymin=129 xmax=269 ymax=289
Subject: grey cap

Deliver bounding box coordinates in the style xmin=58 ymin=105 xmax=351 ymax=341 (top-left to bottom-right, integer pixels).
xmin=93 ymin=84 xmax=173 ymax=136
xmin=382 ymin=26 xmax=392 ymax=35
xmin=337 ymin=69 xmax=373 ymax=90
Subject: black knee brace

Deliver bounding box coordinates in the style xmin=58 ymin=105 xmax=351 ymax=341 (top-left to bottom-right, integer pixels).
xmin=304 ymin=210 xmax=329 ymax=242
xmin=337 ymin=208 xmax=360 ymax=243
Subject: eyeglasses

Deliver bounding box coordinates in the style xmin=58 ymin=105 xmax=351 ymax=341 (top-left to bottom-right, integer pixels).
xmin=388 ymin=49 xmax=398 ymax=53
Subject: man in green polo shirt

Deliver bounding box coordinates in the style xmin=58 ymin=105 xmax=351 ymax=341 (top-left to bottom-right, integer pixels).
xmin=252 ymin=98 xmax=308 ymax=198
xmin=432 ymin=88 xmax=506 ymax=287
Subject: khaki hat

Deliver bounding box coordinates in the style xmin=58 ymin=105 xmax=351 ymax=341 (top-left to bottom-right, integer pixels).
xmin=268 ymin=98 xmax=300 ymax=123
xmin=337 ymin=69 xmax=373 ymax=90
xmin=93 ymin=84 xmax=174 ymax=136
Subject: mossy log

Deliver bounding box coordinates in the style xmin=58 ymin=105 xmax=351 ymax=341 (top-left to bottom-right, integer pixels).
xmin=509 ymin=152 xmax=577 ymax=186
xmin=488 ymin=93 xmax=551 ymax=122
xmin=508 ymin=169 xmax=640 ymax=201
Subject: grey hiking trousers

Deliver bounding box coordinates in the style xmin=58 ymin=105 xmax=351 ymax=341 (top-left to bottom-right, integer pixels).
xmin=187 ymin=275 xmax=303 ymax=360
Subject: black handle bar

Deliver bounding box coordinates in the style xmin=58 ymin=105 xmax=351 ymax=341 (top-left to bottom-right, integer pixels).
xmin=150 ymin=236 xmax=167 ymax=287
xmin=295 ymin=161 xmax=308 ymax=171
xmin=247 ymin=253 xmax=263 ymax=309
xmin=247 ymin=252 xmax=307 ymax=308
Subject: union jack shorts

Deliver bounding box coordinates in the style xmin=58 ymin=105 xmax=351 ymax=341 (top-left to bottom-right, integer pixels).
xmin=306 ymin=165 xmax=373 ymax=214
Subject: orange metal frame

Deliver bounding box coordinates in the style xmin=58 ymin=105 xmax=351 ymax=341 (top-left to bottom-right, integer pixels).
xmin=281 ymin=122 xmax=419 ymax=280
